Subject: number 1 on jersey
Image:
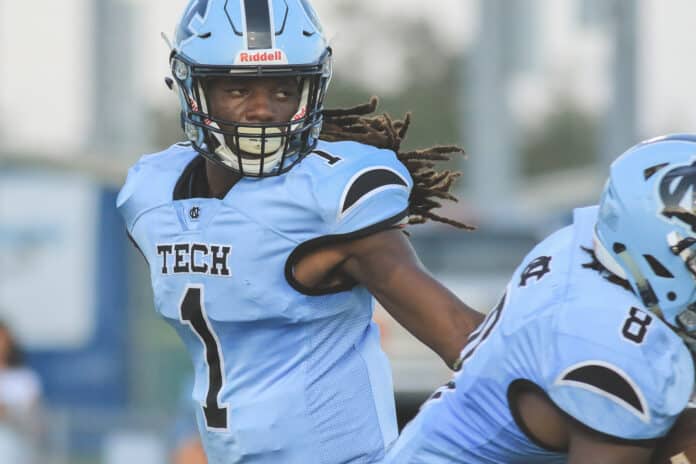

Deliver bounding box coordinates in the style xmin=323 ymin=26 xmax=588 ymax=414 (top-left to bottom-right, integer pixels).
xmin=179 ymin=285 xmax=228 ymax=430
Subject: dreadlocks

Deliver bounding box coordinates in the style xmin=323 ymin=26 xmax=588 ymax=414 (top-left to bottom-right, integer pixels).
xmin=321 ymin=97 xmax=474 ymax=230
xmin=580 ymin=246 xmax=633 ymax=292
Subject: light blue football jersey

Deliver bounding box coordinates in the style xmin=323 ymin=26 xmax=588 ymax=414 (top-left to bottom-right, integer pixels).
xmin=386 ymin=206 xmax=695 ymax=464
xmin=117 ymin=140 xmax=413 ymax=463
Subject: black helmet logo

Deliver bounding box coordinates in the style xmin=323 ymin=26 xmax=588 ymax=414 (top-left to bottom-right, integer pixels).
xmin=176 ymin=0 xmax=210 ymax=43
xmin=659 ymin=160 xmax=696 ymax=232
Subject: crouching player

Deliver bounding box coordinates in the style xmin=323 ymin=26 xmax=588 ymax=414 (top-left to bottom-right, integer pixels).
xmin=386 ymin=135 xmax=696 ymax=463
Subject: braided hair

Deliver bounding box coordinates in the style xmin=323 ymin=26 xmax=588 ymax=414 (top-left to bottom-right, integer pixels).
xmin=580 ymin=246 xmax=633 ymax=292
xmin=321 ymin=97 xmax=474 ymax=230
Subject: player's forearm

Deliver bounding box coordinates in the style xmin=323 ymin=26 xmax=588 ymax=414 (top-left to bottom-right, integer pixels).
xmin=439 ymin=299 xmax=485 ymax=366
xmin=340 ymin=229 xmax=484 ymax=367
xmin=373 ymin=272 xmax=484 ymax=368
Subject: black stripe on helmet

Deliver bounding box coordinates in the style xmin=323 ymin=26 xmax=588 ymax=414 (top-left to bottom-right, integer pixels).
xmin=244 ymin=0 xmax=273 ymax=50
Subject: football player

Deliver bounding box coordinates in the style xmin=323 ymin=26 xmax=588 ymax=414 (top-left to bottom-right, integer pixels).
xmin=117 ymin=1 xmax=483 ymax=463
xmin=385 ymin=135 xmax=696 ymax=463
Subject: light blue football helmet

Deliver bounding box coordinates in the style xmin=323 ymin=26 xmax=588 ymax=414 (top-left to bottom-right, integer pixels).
xmin=595 ymin=134 xmax=696 ymax=351
xmin=169 ymin=0 xmax=332 ymax=177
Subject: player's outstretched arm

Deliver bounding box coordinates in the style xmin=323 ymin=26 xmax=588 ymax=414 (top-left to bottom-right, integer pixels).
xmin=338 ymin=228 xmax=484 ymax=368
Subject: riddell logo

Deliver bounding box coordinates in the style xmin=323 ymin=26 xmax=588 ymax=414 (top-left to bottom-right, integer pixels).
xmin=235 ymin=49 xmax=288 ymax=65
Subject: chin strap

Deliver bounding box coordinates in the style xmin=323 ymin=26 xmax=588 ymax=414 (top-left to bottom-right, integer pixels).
xmin=595 ymin=230 xmax=696 ymax=362
xmin=593 ymin=229 xmax=664 ymax=319
xmin=615 ymin=242 xmax=696 ymax=355
xmin=593 ymin=230 xmax=628 ymax=279
xmin=614 ymin=245 xmax=665 ymax=319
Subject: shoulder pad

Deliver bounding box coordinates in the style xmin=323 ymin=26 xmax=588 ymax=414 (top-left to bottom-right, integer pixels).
xmin=304 ymin=140 xmax=413 ymax=235
xmin=116 ymin=143 xmax=197 ymax=231
xmin=543 ymin=306 xmax=694 ymax=440
xmin=498 ymin=226 xmax=573 ymax=335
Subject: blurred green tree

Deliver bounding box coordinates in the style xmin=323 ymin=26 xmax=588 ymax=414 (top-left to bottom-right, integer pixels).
xmin=521 ymin=98 xmax=599 ymax=177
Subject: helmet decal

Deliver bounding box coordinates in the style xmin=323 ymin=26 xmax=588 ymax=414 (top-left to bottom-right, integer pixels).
xmin=659 ymin=160 xmax=696 ymax=233
xmin=234 ymin=49 xmax=288 ymax=65
xmin=176 ymin=0 xmax=211 ymax=44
